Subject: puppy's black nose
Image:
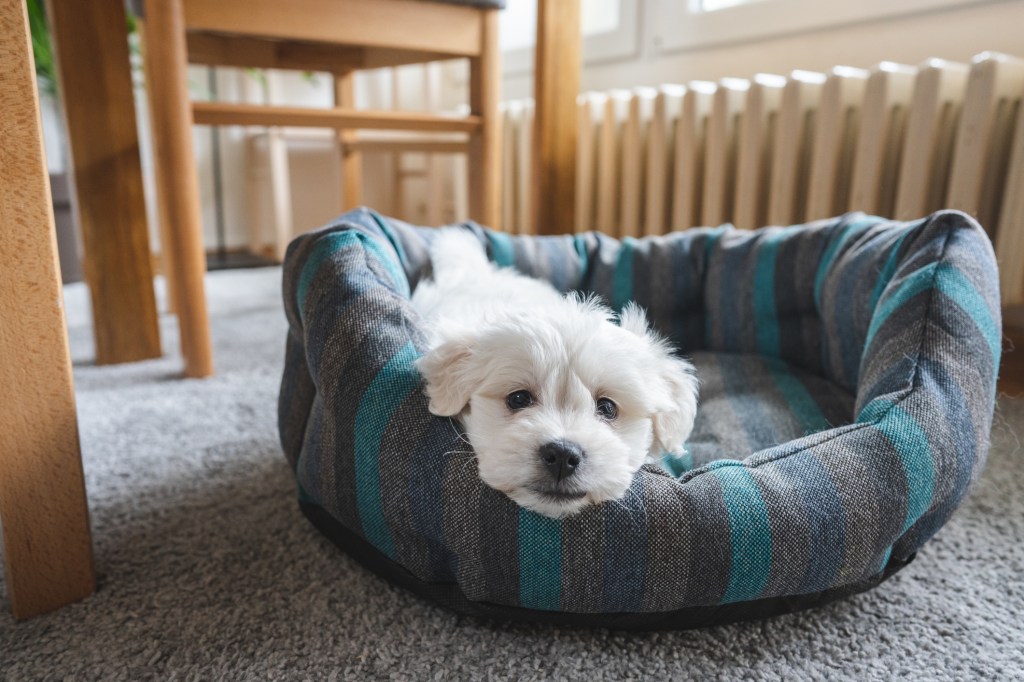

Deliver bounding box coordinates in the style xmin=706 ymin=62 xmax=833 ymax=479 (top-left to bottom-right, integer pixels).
xmin=539 ymin=440 xmax=584 ymax=482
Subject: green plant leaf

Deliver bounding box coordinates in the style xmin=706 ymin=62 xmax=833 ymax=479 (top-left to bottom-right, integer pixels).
xmin=26 ymin=0 xmax=56 ymax=95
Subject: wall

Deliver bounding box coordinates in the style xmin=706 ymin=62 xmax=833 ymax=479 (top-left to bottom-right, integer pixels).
xmin=40 ymin=0 xmax=1024 ymax=259
xmin=504 ymin=0 xmax=1024 ymax=98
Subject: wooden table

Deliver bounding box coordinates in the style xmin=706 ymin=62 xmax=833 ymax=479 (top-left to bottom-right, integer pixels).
xmin=0 ymin=0 xmax=95 ymax=621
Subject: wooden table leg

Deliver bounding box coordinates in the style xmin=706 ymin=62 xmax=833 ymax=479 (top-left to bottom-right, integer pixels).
xmin=531 ymin=0 xmax=581 ymax=236
xmin=140 ymin=0 xmax=213 ymax=378
xmin=468 ymin=9 xmax=501 ymax=230
xmin=0 ymin=0 xmax=95 ymax=620
xmin=47 ymin=0 xmax=162 ymax=366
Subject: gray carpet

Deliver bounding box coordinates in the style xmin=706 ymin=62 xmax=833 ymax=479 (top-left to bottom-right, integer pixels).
xmin=2 ymin=267 xmax=1023 ymax=681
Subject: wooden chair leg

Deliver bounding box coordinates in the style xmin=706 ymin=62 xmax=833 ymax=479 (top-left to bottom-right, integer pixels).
xmin=139 ymin=24 xmax=180 ymax=317
xmin=140 ymin=0 xmax=213 ymax=378
xmin=334 ymin=70 xmax=363 ymax=210
xmin=0 ymin=0 xmax=95 ymax=619
xmin=468 ymin=9 xmax=501 ymax=229
xmin=532 ymin=0 xmax=581 ymax=236
xmin=47 ymin=0 xmax=162 ymax=365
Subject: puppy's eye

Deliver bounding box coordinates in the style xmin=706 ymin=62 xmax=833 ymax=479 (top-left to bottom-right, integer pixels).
xmin=505 ymin=390 xmax=534 ymax=411
xmin=596 ymin=397 xmax=618 ymax=421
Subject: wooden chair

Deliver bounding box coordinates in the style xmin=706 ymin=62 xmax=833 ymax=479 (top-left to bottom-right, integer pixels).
xmin=247 ymin=63 xmax=464 ymax=261
xmin=132 ymin=0 xmax=503 ymax=378
xmin=47 ymin=0 xmax=586 ymax=378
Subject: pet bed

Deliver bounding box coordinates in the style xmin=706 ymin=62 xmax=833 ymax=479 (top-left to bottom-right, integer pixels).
xmin=278 ymin=208 xmax=1000 ymax=629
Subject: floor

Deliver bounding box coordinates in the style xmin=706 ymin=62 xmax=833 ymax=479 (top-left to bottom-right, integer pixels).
xmin=1 ymin=267 xmax=1022 ymax=680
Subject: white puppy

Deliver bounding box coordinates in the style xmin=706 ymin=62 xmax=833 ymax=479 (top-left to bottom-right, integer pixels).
xmin=412 ymin=230 xmax=698 ymax=518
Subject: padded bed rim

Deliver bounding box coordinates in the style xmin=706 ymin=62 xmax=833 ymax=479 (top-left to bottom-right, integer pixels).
xmin=300 ymin=501 xmax=915 ymax=631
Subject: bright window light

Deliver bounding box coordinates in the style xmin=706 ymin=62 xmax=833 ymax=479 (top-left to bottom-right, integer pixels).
xmin=499 ymin=2 xmax=537 ymax=51
xmin=500 ymin=0 xmax=623 ymax=52
xmin=696 ymin=0 xmax=767 ymax=12
xmin=582 ymin=0 xmax=621 ymax=35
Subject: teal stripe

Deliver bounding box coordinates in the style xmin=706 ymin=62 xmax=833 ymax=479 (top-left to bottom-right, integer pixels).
xmin=864 ymin=261 xmax=1000 ymax=379
xmin=754 ymin=232 xmax=785 ymax=357
xmin=353 ymin=341 xmax=421 ymax=559
xmin=862 ymin=262 xmax=938 ymax=357
xmin=879 ymin=545 xmax=893 ymax=572
xmin=767 ymin=360 xmax=830 ymax=435
xmin=361 ymin=232 xmax=411 ymax=298
xmin=703 ymin=225 xmax=728 ymax=261
xmin=858 ymin=399 xmax=935 ymax=534
xmin=573 ymin=234 xmax=590 ymax=281
xmin=369 ymin=210 xmax=410 ymax=272
xmin=487 ymin=231 xmax=516 ymax=267
xmin=297 ymin=231 xmax=409 ymax=317
xmin=518 ymin=510 xmax=562 ymax=610
xmin=935 ymin=264 xmax=1002 ymax=378
xmin=712 ymin=463 xmax=773 ymax=603
xmin=612 ymin=237 xmax=636 ymax=312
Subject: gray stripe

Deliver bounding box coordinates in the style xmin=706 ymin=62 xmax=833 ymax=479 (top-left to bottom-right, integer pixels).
xmin=815 ymin=426 xmax=901 ymax=584
xmin=440 ymin=442 xmax=488 ymax=601
xmin=677 ymin=471 xmax=732 ymax=606
xmin=686 ymin=352 xmax=755 ymax=467
xmin=401 ymin=417 xmax=463 ymax=582
xmin=639 ymin=468 xmax=697 ymax=611
xmin=315 ymin=315 xmax=407 ymax=533
xmin=279 ymin=332 xmax=316 ymax=470
xmin=775 ymin=226 xmax=829 ymax=374
xmin=559 ymin=504 xmax=606 ymax=612
xmin=799 ymin=370 xmax=856 ymax=429
xmin=480 ymin=486 xmax=521 ymax=606
xmin=378 ymin=389 xmax=436 ymax=577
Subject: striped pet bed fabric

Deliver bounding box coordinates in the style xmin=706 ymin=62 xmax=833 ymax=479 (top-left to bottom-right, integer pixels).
xmin=278 ymin=208 xmax=1001 ymax=628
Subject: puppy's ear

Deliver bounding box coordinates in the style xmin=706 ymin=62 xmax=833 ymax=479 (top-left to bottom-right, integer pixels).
xmin=415 ymin=333 xmax=477 ymax=417
xmin=650 ymin=358 xmax=699 ymax=456
xmin=619 ymin=301 xmax=650 ymax=337
xmin=620 ymin=303 xmax=700 ymax=455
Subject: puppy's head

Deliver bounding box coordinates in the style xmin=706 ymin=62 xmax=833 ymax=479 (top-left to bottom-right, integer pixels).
xmin=416 ymin=298 xmax=698 ymax=518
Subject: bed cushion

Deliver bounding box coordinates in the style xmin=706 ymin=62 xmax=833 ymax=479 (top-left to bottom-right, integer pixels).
xmin=278 ymin=208 xmax=1000 ymax=628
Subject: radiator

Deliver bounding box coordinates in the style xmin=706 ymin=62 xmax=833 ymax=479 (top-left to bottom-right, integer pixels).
xmin=500 ymin=51 xmax=1024 ymax=306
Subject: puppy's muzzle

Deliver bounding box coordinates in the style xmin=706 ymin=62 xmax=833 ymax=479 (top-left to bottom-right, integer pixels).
xmin=539 ymin=440 xmax=585 ymax=482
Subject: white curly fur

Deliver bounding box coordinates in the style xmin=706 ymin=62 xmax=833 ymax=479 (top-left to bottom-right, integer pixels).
xmin=412 ymin=230 xmax=699 ymax=518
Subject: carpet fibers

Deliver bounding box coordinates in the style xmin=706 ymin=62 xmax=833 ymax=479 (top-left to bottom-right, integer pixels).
xmin=2 ymin=267 xmax=1023 ymax=681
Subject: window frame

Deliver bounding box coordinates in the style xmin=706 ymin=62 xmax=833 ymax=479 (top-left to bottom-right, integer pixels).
xmin=651 ymin=0 xmax=1001 ymax=54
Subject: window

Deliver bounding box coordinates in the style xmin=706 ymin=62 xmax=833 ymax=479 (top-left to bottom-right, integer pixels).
xmin=652 ymin=0 xmax=995 ymax=53
xmin=501 ymin=0 xmax=640 ymax=74
xmin=697 ymin=0 xmax=766 ymax=11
